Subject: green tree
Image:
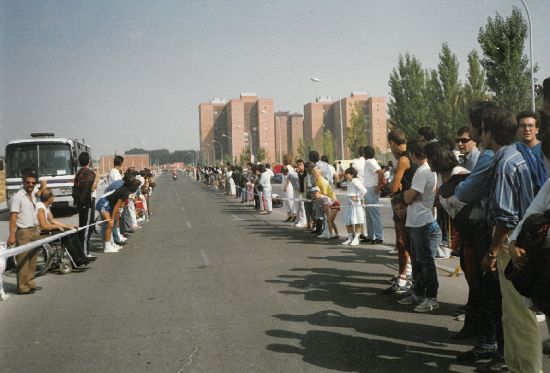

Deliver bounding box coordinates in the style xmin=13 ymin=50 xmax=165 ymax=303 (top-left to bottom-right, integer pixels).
xmin=424 ymin=68 xmax=443 ymax=131
xmin=478 ymin=7 xmax=534 ymax=113
xmin=436 ymin=43 xmax=464 ymax=137
xmin=463 ymin=50 xmax=488 ymax=108
xmin=347 ymin=102 xmax=368 ymax=157
xmin=256 ymin=147 xmax=267 ymax=163
xmin=296 ymin=138 xmax=306 ymax=160
xmin=388 ymin=53 xmax=429 ymax=137
xmin=322 ymin=130 xmax=335 ymax=162
xmin=238 ymin=147 xmax=251 ymax=166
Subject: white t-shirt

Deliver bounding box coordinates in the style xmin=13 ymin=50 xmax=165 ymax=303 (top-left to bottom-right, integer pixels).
xmin=364 ymin=158 xmax=381 ymax=188
xmin=351 ymin=157 xmax=366 ymax=182
xmin=36 ymin=201 xmax=51 ymax=221
xmin=406 ymin=162 xmax=437 ymax=228
xmin=108 ymin=168 xmax=122 ymax=186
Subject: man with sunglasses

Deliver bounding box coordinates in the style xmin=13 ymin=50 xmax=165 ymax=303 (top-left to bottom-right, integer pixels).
xmin=456 ymin=127 xmax=480 ymax=172
xmin=7 ymin=169 xmax=45 ymax=295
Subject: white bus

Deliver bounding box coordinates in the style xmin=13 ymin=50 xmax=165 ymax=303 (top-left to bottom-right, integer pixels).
xmin=5 ymin=133 xmax=92 ymax=207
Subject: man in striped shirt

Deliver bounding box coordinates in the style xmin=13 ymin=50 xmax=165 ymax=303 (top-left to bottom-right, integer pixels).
xmin=482 ymin=107 xmax=540 ymax=373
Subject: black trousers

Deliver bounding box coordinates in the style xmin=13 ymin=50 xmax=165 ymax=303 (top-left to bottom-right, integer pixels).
xmin=77 ymin=200 xmax=95 ymax=256
xmin=61 ymin=234 xmax=87 ymax=265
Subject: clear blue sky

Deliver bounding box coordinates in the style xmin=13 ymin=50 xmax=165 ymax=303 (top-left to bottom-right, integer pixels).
xmin=1 ymin=0 xmax=549 ymax=157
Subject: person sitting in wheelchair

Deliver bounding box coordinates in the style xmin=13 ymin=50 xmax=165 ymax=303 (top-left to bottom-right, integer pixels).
xmin=36 ymin=188 xmax=90 ymax=269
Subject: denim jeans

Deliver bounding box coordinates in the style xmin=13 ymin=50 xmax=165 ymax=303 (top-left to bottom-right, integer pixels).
xmin=365 ymin=187 xmax=383 ymax=240
xmin=408 ymin=220 xmax=441 ymax=298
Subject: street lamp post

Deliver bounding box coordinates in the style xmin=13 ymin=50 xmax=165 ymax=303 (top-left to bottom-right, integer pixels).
xmin=212 ymin=140 xmax=223 ymax=164
xmin=519 ymin=0 xmax=535 ymax=111
xmin=311 ymin=77 xmax=345 ymax=160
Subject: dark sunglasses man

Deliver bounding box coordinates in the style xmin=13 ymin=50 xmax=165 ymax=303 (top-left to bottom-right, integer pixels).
xmin=456 ymin=126 xmax=480 ymax=172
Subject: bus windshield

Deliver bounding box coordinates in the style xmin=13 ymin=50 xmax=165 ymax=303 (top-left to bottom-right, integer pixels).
xmin=6 ymin=142 xmax=73 ymax=178
xmin=5 ymin=144 xmax=38 ymax=178
xmin=38 ymin=143 xmax=73 ymax=177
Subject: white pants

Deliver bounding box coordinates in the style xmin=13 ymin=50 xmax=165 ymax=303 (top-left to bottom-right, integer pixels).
xmin=285 ymin=187 xmax=295 ymax=214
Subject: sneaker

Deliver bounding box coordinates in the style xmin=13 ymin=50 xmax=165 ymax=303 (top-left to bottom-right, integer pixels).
xmin=456 ymin=346 xmax=497 ymax=363
xmin=295 ymin=223 xmax=306 ymax=229
xmin=341 ymin=237 xmax=353 ymax=245
xmin=349 ymin=235 xmax=360 ymax=246
xmin=414 ymin=298 xmax=439 ymax=313
xmin=475 ymin=356 xmax=508 ymax=372
xmin=536 ymin=312 xmax=546 ymax=323
xmin=387 ymin=248 xmax=398 ymax=255
xmin=382 ymin=281 xmax=410 ymax=294
xmin=398 ymin=293 xmax=424 ymax=305
xmin=104 ymin=244 xmax=119 ymax=253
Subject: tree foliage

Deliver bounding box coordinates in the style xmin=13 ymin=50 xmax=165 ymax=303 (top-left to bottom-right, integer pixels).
xmin=322 ymin=130 xmax=335 ymax=163
xmin=388 ymin=53 xmax=429 ymax=138
xmin=347 ymin=102 xmax=368 ymax=157
xmin=125 ymin=148 xmax=197 ymax=165
xmin=463 ymin=50 xmax=488 ymax=108
xmin=478 ymin=7 xmax=533 ymax=113
xmin=256 ymin=147 xmax=267 ymax=163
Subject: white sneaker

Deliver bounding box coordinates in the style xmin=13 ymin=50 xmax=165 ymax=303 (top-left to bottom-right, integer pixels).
xmin=112 ymin=243 xmax=123 ymax=250
xmin=536 ymin=312 xmax=546 ymax=323
xmin=118 ymin=236 xmax=127 ymax=243
xmin=414 ymin=298 xmax=439 ymax=313
xmin=104 ymin=243 xmax=119 ymax=253
xmin=349 ymin=235 xmax=360 ymax=246
xmin=295 ymin=223 xmax=306 ymax=229
xmin=341 ymin=236 xmax=353 ymax=245
xmin=387 ymin=248 xmax=398 ymax=255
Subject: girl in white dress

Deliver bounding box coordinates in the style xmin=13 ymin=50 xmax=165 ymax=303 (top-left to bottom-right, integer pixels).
xmin=342 ymin=167 xmax=367 ymax=246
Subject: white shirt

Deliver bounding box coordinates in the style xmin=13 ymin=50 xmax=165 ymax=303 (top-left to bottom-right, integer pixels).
xmin=36 ymin=201 xmax=51 ymax=220
xmin=406 ymin=162 xmax=437 ymax=228
xmin=10 ymin=188 xmax=38 ymax=228
xmin=107 ymin=168 xmax=122 ymax=186
xmin=351 ymin=157 xmax=366 ymax=182
xmin=364 ymin=158 xmax=381 ymax=187
xmin=346 ymin=178 xmax=367 ymax=200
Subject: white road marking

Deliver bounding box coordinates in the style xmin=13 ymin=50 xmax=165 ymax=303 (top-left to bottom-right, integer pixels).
xmin=186 ymin=220 xmax=192 ymax=229
xmin=200 ymin=250 xmax=210 ymax=267
xmin=231 ymin=215 xmax=244 ymax=221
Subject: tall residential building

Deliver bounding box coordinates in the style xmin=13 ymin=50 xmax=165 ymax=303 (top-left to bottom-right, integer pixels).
xmin=303 ymin=93 xmax=387 ymax=160
xmin=273 ymin=112 xmax=304 ymax=163
xmin=198 ymin=94 xmax=275 ymax=164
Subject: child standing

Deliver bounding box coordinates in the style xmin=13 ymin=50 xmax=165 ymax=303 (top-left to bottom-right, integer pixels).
xmin=342 ymin=167 xmax=367 ymax=246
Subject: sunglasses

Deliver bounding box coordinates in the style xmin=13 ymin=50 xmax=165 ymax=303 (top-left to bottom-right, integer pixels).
xmin=455 ymin=138 xmax=472 ymax=144
xmin=24 ymin=181 xmax=37 ymax=185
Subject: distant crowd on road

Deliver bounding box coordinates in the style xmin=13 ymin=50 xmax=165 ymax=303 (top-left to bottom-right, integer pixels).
xmin=191 ymin=77 xmax=550 ymax=373
xmin=5 ymin=153 xmax=155 ymax=296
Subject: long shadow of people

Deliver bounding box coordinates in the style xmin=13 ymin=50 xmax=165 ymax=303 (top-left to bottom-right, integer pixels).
xmin=266 ymin=328 xmax=469 ymax=372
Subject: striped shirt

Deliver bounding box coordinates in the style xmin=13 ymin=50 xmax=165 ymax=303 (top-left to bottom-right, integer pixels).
xmin=488 ymin=144 xmax=534 ymax=229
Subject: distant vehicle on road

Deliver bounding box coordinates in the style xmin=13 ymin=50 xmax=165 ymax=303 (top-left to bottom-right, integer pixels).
xmin=5 ymin=133 xmax=91 ymax=207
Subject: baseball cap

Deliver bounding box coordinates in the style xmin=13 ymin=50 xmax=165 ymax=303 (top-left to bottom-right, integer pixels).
xmin=310 ymin=186 xmax=320 ymax=193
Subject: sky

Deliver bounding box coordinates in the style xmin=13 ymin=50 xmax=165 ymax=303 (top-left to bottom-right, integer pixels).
xmin=1 ymin=0 xmax=549 ymax=157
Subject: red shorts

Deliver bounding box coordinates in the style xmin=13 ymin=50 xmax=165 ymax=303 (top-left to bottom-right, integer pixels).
xmin=330 ymin=201 xmax=340 ymax=211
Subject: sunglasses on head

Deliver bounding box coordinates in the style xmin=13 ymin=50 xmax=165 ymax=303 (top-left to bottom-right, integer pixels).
xmin=455 ymin=138 xmax=471 ymax=144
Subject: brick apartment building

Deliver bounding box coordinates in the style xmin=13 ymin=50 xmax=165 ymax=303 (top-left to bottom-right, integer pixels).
xmin=274 ymin=111 xmax=304 ymax=163
xmin=198 ymin=93 xmax=275 ymax=164
xmin=303 ymin=93 xmax=388 ymax=160
xmin=97 ymin=154 xmax=150 ymax=175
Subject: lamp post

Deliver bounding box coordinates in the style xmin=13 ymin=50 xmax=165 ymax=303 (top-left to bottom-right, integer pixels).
xmin=519 ymin=0 xmax=535 ymax=111
xmin=311 ymin=77 xmax=345 ymax=160
xmin=212 ymin=140 xmax=223 ymax=164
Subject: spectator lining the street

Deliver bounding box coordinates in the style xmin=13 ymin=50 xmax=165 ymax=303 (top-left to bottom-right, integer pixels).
xmin=341 ymin=167 xmax=366 ymax=246
xmin=310 ymin=186 xmax=340 ymax=240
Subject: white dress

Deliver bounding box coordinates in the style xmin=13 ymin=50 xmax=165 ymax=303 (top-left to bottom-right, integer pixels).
xmin=344 ymin=178 xmax=367 ymax=225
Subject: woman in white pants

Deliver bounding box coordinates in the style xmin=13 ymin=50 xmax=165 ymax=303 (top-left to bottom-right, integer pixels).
xmin=259 ymin=165 xmax=272 ymax=214
xmin=342 ymin=167 xmax=367 ymax=246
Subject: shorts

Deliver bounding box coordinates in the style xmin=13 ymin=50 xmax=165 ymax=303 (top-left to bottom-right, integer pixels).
xmin=95 ymin=198 xmax=112 ymax=214
xmin=330 ymin=201 xmax=341 ymax=212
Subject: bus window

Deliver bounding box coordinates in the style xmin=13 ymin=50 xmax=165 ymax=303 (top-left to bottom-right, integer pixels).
xmin=39 ymin=143 xmax=72 ymax=177
xmin=5 ymin=144 xmax=38 ymax=178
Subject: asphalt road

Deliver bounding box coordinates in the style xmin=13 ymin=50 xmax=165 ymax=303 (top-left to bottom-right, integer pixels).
xmin=0 ymin=175 xmax=548 ymax=372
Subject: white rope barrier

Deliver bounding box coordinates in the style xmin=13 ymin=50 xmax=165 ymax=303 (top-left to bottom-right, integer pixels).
xmin=0 ymin=219 xmax=107 ymax=259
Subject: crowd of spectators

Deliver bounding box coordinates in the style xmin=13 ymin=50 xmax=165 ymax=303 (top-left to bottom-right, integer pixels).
xmin=191 ymin=78 xmax=550 ymax=373
xmin=5 ymin=153 xmax=155 ymax=295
